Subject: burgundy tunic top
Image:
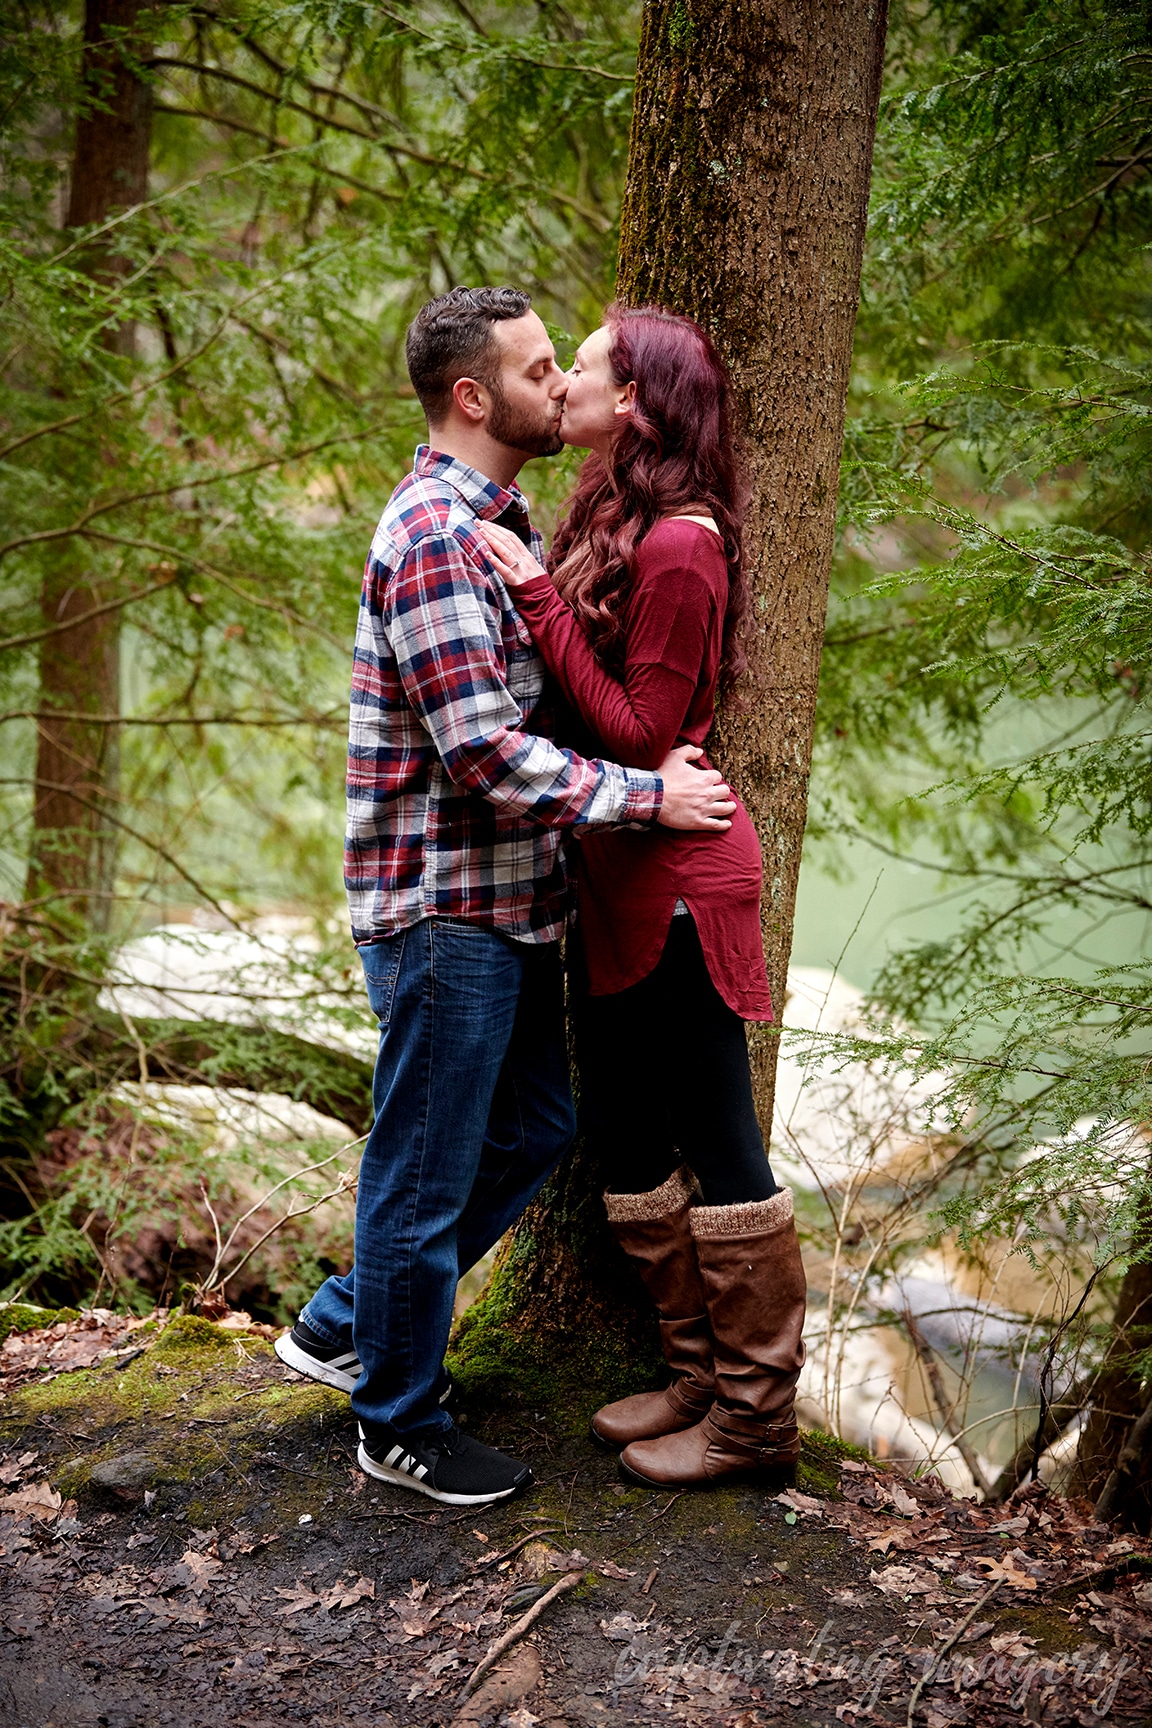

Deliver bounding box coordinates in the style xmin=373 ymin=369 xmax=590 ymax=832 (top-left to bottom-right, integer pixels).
xmin=513 ymin=518 xmax=773 ymax=1022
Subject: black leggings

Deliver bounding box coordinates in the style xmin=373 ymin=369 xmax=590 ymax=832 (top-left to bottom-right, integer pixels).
xmin=573 ymin=915 xmax=779 ymax=1206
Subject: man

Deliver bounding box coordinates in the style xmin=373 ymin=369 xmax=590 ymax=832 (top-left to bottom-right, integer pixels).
xmin=276 ymin=286 xmax=735 ymax=1506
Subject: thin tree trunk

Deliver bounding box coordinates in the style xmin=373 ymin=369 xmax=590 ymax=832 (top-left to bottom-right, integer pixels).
xmin=26 ymin=0 xmax=153 ymax=929
xmin=457 ymin=1 xmax=888 ymax=1392
xmin=617 ymin=0 xmax=889 ymax=1132
xmin=1078 ymin=1203 xmax=1152 ymax=1530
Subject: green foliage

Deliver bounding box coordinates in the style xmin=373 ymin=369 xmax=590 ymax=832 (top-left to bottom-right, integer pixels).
xmin=0 ymin=0 xmax=636 ymax=1302
xmin=806 ymin=0 xmax=1152 ymax=1285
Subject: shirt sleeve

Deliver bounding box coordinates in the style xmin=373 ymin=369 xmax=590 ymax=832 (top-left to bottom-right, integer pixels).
xmin=382 ymin=529 xmax=663 ymax=828
xmin=512 ymin=556 xmax=710 ymax=772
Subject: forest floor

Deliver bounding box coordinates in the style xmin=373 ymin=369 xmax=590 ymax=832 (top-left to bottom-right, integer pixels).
xmin=2 ymin=1309 xmax=1152 ymax=1728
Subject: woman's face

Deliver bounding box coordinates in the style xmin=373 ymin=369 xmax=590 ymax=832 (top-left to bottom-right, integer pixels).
xmin=559 ymin=325 xmax=636 ymax=457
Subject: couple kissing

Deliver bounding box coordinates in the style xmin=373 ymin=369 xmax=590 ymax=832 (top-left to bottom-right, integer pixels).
xmin=274 ymin=286 xmax=806 ymax=1508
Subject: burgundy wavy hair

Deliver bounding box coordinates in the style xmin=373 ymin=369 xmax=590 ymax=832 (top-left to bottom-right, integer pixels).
xmin=549 ymin=303 xmax=749 ymax=690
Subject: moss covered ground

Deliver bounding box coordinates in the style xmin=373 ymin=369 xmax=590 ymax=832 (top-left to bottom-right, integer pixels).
xmin=1 ymin=1314 xmax=1150 ymax=1728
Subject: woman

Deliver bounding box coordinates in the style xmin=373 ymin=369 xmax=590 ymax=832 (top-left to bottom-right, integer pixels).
xmin=478 ymin=305 xmax=805 ymax=1490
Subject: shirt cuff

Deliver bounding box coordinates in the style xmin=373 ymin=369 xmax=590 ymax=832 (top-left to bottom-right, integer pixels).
xmin=621 ymin=768 xmax=663 ymax=824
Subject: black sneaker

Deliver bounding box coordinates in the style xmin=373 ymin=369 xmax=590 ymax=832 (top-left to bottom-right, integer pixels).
xmin=275 ymin=1318 xmax=363 ymax=1391
xmin=357 ymin=1420 xmax=531 ymax=1506
xmin=274 ymin=1319 xmax=453 ymax=1405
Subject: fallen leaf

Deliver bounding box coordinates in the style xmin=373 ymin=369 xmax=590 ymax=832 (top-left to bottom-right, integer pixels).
xmin=888 ymin=1485 xmax=918 ymax=1517
xmin=990 ymin=1631 xmax=1036 ymax=1657
xmin=0 ymin=1480 xmax=62 ymax=1522
xmin=274 ymin=1583 xmax=323 ymax=1616
xmin=966 ymin=1555 xmax=1038 ymax=1591
xmin=776 ymin=1488 xmax=825 ymax=1518
xmin=869 ymin=1564 xmax=936 ymax=1596
xmin=472 ymin=1530 xmax=489 ymax=1542
xmin=987 ymin=1515 xmax=1029 ymax=1537
xmin=408 ymin=1578 xmax=430 ymax=1600
xmin=505 ymin=1712 xmax=540 ymax=1728
xmin=596 ymin=1560 xmax=636 ymax=1580
xmin=177 ymin=1551 xmax=222 ymax=1596
xmin=601 ymin=1612 xmax=645 ymax=1642
xmin=320 ymin=1575 xmax=375 ymax=1611
xmin=840 ymin=1460 xmax=869 ymax=1473
xmin=867 ymin=1534 xmax=896 ymax=1554
xmin=0 ymin=1451 xmax=38 ymax=1484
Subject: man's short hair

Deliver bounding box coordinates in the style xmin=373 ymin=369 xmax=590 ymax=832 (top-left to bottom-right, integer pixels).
xmin=405 ymin=285 xmax=532 ymax=424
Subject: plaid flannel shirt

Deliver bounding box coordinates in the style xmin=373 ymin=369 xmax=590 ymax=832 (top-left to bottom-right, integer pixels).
xmin=345 ymin=447 xmax=664 ymax=945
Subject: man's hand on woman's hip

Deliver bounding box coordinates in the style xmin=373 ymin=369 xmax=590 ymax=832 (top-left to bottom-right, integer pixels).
xmin=656 ymin=746 xmax=735 ymax=831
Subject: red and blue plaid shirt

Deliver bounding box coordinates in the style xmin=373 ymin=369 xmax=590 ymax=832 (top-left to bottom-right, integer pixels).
xmin=345 ymin=447 xmax=663 ymax=945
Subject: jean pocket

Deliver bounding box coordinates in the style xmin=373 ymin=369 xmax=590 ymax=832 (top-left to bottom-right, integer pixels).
xmin=359 ymin=930 xmax=407 ymax=1027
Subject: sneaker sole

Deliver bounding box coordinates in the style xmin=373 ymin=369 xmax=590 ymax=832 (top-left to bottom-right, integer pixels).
xmin=356 ymin=1442 xmax=530 ymax=1506
xmin=274 ymin=1332 xmax=360 ymax=1393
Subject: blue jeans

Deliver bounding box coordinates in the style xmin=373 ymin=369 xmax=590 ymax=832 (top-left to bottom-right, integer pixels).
xmin=301 ymin=919 xmax=575 ymax=1436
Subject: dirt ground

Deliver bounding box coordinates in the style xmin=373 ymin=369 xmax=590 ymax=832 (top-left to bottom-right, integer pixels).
xmin=2 ymin=1311 xmax=1152 ymax=1728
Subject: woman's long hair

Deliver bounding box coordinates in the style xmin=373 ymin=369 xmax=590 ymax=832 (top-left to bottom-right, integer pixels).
xmin=549 ymin=303 xmax=749 ymax=690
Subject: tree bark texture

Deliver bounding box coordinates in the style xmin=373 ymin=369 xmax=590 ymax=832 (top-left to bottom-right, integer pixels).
xmin=459 ymin=2 xmax=887 ymax=1394
xmin=618 ymin=0 xmax=888 ymax=1130
xmin=26 ymin=0 xmax=153 ymax=928
xmin=1078 ymin=1225 xmax=1152 ymax=1531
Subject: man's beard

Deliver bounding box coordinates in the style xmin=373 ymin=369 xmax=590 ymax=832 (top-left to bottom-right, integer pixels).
xmin=486 ymin=378 xmax=564 ymax=458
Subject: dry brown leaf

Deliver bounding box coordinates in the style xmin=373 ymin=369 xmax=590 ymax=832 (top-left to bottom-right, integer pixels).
xmin=966 ymin=1555 xmax=1038 ymax=1591
xmin=888 ymin=1485 xmax=918 ymax=1517
xmin=274 ymin=1583 xmax=322 ymax=1615
xmin=990 ymin=1631 xmax=1036 ymax=1657
xmin=596 ymin=1560 xmax=637 ymax=1580
xmin=321 ymin=1575 xmax=375 ymax=1611
xmin=0 ymin=1451 xmax=38 ymax=1484
xmin=0 ymin=1480 xmax=62 ymax=1522
xmin=776 ymin=1488 xmax=825 ymax=1518
xmin=868 ymin=1564 xmax=936 ymax=1596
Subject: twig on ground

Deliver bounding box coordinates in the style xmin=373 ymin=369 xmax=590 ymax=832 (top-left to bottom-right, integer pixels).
xmin=640 ymin=1566 xmax=658 ymax=1595
xmin=648 ymin=1491 xmax=684 ymax=1522
xmin=255 ymin=1454 xmax=325 ymax=1479
xmin=460 ymin=1569 xmax=584 ymax=1699
xmin=471 ymin=1526 xmax=564 ymax=1570
xmin=562 ymin=1469 xmax=581 ymax=1533
xmin=208 ymin=1432 xmax=251 ymax=1487
xmin=907 ymin=1582 xmax=1001 ymax=1727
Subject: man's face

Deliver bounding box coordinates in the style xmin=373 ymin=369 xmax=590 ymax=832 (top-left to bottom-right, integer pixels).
xmin=484 ymin=311 xmax=567 ymax=458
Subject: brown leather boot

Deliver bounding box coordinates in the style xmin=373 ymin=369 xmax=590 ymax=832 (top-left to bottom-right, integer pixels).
xmin=590 ymin=1166 xmax=715 ymax=1448
xmin=618 ymin=1188 xmax=806 ymax=1487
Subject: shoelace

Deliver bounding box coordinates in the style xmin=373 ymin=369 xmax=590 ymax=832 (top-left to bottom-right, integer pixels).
xmin=426 ymin=1424 xmax=462 ymax=1459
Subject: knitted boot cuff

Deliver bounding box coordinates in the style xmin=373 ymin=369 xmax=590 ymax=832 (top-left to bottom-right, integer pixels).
xmin=690 ymin=1187 xmax=793 ymax=1238
xmin=604 ymin=1164 xmax=701 ymax=1224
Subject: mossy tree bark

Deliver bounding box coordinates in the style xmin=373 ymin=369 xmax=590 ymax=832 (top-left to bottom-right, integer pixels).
xmin=456 ymin=0 xmax=888 ymax=1397
xmin=618 ymin=0 xmax=888 ymax=1130
xmin=25 ymin=0 xmax=154 ymax=931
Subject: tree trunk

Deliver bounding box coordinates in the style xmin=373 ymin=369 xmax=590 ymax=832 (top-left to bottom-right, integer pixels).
xmin=1078 ymin=1195 xmax=1152 ymax=1531
xmin=25 ymin=0 xmax=153 ymax=930
xmin=617 ymin=0 xmax=888 ymax=1131
xmin=456 ymin=1 xmax=888 ymax=1399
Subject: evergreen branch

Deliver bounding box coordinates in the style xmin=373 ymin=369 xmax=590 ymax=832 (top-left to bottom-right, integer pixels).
xmin=77 ymin=530 xmax=348 ymax=650
xmin=0 ymin=424 xmax=387 ymax=564
xmin=48 ymin=138 xmax=325 ymax=269
xmin=154 ymin=104 xmax=403 ymax=202
xmin=0 ymin=573 xmax=178 ymax=655
xmin=0 ymin=709 xmax=344 ymax=729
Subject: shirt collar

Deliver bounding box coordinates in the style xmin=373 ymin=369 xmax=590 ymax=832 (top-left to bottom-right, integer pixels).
xmin=415 ymin=445 xmax=531 ymax=525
